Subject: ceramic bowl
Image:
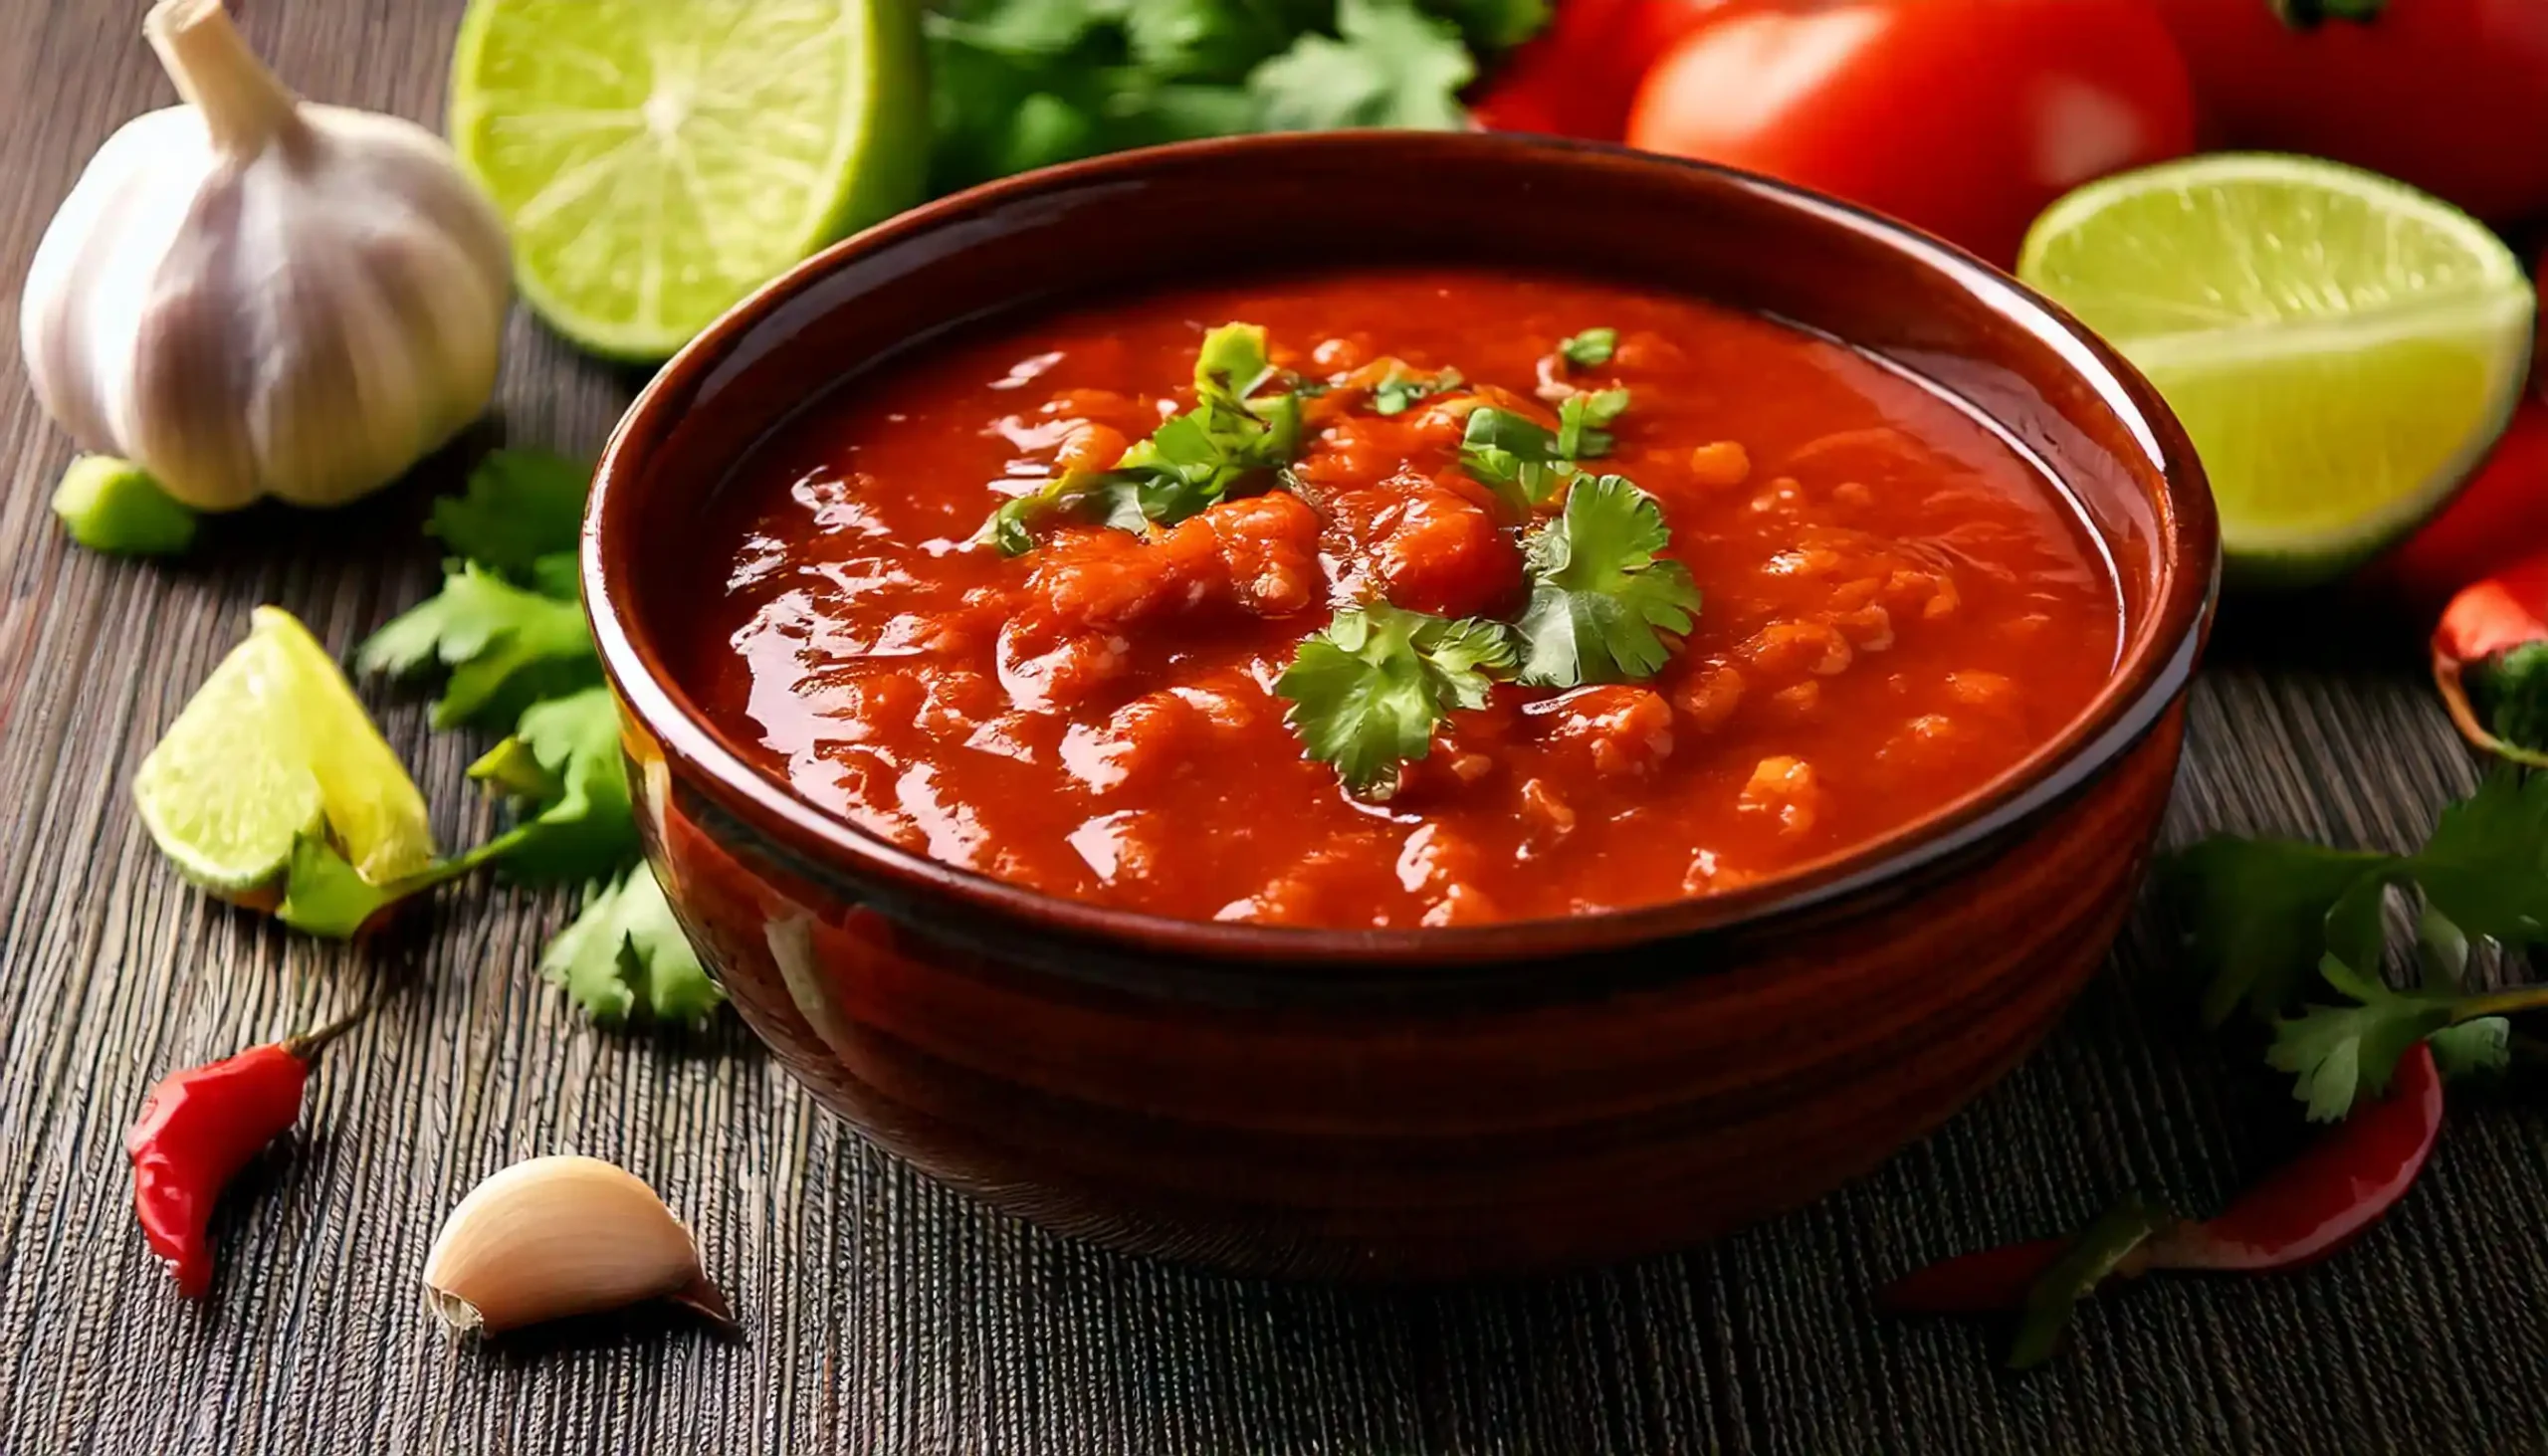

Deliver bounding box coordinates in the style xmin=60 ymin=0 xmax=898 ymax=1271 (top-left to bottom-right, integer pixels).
xmin=584 ymin=132 xmax=2217 ymax=1280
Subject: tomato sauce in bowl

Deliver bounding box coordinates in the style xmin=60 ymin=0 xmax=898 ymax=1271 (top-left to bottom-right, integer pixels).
xmin=672 ymin=267 xmax=2123 ymax=931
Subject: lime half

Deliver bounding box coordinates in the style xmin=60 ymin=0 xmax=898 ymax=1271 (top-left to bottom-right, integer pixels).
xmin=134 ymin=607 xmax=436 ymax=899
xmin=449 ymin=0 xmax=927 ymax=361
xmin=2018 ymin=154 xmax=2536 ymax=587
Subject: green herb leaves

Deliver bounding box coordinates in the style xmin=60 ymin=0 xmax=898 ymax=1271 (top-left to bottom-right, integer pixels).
xmin=1373 ymin=364 xmax=1462 ymax=416
xmin=927 ymin=0 xmax=1544 ymax=192
xmin=2168 ymin=768 xmax=2548 ymax=1119
xmin=1458 ymin=388 xmax=1627 ymax=512
xmin=1557 ymin=327 xmax=1617 ymax=368
xmin=539 ymin=863 xmax=722 ymax=1028
xmin=357 ymin=448 xmax=719 ymax=1029
xmin=1274 ymin=602 xmax=1515 ymax=794
xmin=1252 ymin=0 xmax=1477 ymax=130
xmin=1513 ymin=476 xmax=1703 ymax=688
xmin=988 ymin=321 xmax=1302 ymax=554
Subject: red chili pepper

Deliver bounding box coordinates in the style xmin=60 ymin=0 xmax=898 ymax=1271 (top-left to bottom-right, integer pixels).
xmin=124 ymin=1007 xmax=364 ymax=1298
xmin=2148 ymin=1041 xmax=2442 ymax=1271
xmin=2432 ymin=551 xmax=2548 ymax=767
xmin=1879 ymin=1043 xmax=2444 ymax=1352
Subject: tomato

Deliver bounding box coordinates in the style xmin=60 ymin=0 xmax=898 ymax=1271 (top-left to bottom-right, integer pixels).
xmin=1624 ymin=0 xmax=2198 ymax=266
xmin=2374 ymin=400 xmax=2548 ymax=607
xmin=2150 ymin=0 xmax=2548 ymax=224
xmin=1470 ymin=0 xmax=1741 ymax=140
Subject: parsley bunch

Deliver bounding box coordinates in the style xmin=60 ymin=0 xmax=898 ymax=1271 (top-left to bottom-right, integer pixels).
xmin=927 ymin=0 xmax=1548 ymax=193
xmin=2167 ymin=768 xmax=2548 ymax=1119
xmin=989 ymin=321 xmax=1302 ymax=554
xmin=359 ymin=450 xmax=722 ymax=1029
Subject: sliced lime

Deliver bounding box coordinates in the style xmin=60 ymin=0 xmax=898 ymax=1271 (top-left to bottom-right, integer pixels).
xmin=52 ymin=456 xmax=197 ymax=557
xmin=448 ymin=0 xmax=928 ymax=361
xmin=2018 ymin=153 xmax=2536 ymax=587
xmin=134 ymin=607 xmax=437 ymax=899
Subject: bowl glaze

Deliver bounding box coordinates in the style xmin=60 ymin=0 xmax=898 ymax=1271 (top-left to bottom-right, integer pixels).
xmin=586 ymin=132 xmax=2218 ymax=1280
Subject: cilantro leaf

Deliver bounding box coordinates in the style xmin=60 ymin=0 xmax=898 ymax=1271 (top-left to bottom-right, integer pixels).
xmin=986 ymin=321 xmax=1300 ymax=553
xmin=1458 ymin=406 xmax=1565 ymax=511
xmin=430 ymin=450 xmax=589 ymax=580
xmin=2267 ymin=955 xmax=2457 ymax=1121
xmin=2404 ymin=767 xmax=2548 ymax=945
xmin=1372 ymin=364 xmax=1462 ymax=416
xmin=1250 ymin=0 xmax=1475 ymax=130
xmin=356 ymin=564 xmax=601 ymax=728
xmin=539 ymin=862 xmax=723 ymax=1028
xmin=2162 ymin=836 xmax=2396 ymax=1024
xmin=1557 ymin=327 xmax=1617 ymax=368
xmin=2430 ymin=1016 xmax=2512 ymax=1080
xmin=469 ymin=686 xmax=637 ymax=884
xmin=1512 ymin=475 xmax=1702 ymax=688
xmin=1274 ymin=601 xmax=1514 ymax=794
xmin=1556 ymin=386 xmax=1628 ymax=459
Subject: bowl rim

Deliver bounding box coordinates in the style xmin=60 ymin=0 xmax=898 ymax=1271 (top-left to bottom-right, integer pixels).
xmin=584 ymin=129 xmax=2219 ymax=969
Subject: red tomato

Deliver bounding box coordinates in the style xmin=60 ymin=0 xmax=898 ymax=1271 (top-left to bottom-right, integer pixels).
xmin=1470 ymin=0 xmax=1742 ymax=140
xmin=1624 ymin=0 xmax=2198 ymax=266
xmin=2150 ymin=0 xmax=2548 ymax=224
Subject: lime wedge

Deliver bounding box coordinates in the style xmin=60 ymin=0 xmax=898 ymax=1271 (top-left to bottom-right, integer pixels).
xmin=134 ymin=607 xmax=436 ymax=899
xmin=448 ymin=0 xmax=927 ymax=361
xmin=2018 ymin=154 xmax=2536 ymax=587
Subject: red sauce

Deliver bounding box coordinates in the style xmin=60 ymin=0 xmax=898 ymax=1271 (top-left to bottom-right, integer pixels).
xmin=674 ymin=269 xmax=2122 ymax=928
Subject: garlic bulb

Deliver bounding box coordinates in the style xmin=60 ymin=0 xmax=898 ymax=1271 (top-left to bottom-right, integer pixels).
xmin=422 ymin=1154 xmax=738 ymax=1339
xmin=19 ymin=0 xmax=511 ymax=511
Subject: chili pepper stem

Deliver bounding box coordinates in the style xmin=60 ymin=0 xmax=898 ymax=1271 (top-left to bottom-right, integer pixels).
xmin=2452 ymin=983 xmax=2548 ymax=1021
xmin=280 ymin=1001 xmax=372 ymax=1061
xmin=2432 ymin=650 xmax=2548 ymax=768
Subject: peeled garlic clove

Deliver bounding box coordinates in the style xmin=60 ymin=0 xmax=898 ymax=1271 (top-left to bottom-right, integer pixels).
xmin=422 ymin=1155 xmax=738 ymax=1339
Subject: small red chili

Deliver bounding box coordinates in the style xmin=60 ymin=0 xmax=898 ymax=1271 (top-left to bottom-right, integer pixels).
xmin=1880 ymin=1042 xmax=2444 ymax=1359
xmin=124 ymin=1006 xmax=365 ymax=1298
xmin=2433 ymin=551 xmax=2548 ymax=768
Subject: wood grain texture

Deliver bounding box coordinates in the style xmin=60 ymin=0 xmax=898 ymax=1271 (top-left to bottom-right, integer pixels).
xmin=2 ymin=2 xmax=2545 ymax=1451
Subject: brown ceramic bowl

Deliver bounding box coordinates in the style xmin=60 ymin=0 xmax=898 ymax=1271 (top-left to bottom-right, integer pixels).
xmin=585 ymin=132 xmax=2216 ymax=1281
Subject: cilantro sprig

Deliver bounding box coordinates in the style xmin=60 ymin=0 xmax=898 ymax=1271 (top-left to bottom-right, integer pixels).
xmin=1557 ymin=327 xmax=1617 ymax=368
xmin=988 ymin=321 xmax=1302 ymax=553
xmin=1372 ymin=364 xmax=1462 ymax=416
xmin=1513 ymin=475 xmax=1703 ymax=688
xmin=1274 ymin=601 xmax=1515 ymax=795
xmin=1458 ymin=387 xmax=1628 ymax=511
xmin=355 ymin=449 xmax=720 ymax=1029
xmin=2167 ymin=767 xmax=2548 ymax=1119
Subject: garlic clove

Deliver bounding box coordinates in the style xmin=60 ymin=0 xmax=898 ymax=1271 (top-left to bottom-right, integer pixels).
xmin=422 ymin=1155 xmax=739 ymax=1339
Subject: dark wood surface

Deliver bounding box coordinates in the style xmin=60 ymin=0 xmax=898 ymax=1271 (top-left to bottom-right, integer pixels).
xmin=5 ymin=2 xmax=2546 ymax=1451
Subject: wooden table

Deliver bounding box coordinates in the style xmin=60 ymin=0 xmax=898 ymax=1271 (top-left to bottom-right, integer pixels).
xmin=6 ymin=2 xmax=2547 ymax=1450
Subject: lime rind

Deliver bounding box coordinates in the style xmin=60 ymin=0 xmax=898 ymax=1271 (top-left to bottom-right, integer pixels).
xmin=2019 ymin=153 xmax=2536 ymax=586
xmin=448 ymin=0 xmax=927 ymax=362
xmin=133 ymin=606 xmax=436 ymax=900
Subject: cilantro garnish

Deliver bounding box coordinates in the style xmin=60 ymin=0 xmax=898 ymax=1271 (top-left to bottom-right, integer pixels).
xmin=1512 ymin=475 xmax=1702 ymax=688
xmin=1458 ymin=389 xmax=1629 ymax=511
xmin=428 ymin=449 xmax=589 ymax=579
xmin=539 ymin=863 xmax=724 ymax=1028
xmin=986 ymin=320 xmax=1302 ymax=553
xmin=355 ymin=448 xmax=719 ymax=1031
xmin=1251 ymin=0 xmax=1478 ymax=131
xmin=1557 ymin=327 xmax=1617 ymax=368
xmin=925 ymin=0 xmax=1544 ymax=193
xmin=1555 ymin=386 xmax=1628 ymax=460
xmin=1274 ymin=601 xmax=1515 ymax=794
xmin=2167 ymin=767 xmax=2548 ymax=1119
xmin=1373 ymin=364 xmax=1463 ymax=416
xmin=356 ymin=564 xmax=599 ymax=729
xmin=468 ymin=685 xmax=638 ymax=885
